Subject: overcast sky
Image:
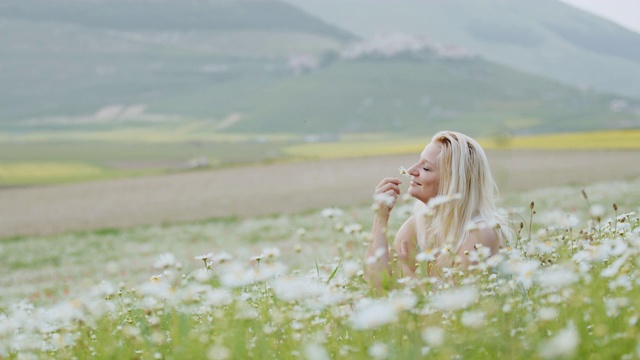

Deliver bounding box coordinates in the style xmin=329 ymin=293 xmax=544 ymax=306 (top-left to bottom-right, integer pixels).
xmin=558 ymin=0 xmax=640 ymax=34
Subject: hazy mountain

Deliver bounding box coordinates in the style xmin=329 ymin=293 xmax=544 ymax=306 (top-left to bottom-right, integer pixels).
xmin=0 ymin=0 xmax=352 ymax=120
xmin=222 ymin=48 xmax=634 ymax=135
xmin=0 ymin=0 xmax=637 ymax=137
xmin=0 ymin=0 xmax=354 ymax=38
xmin=284 ymin=0 xmax=640 ymax=98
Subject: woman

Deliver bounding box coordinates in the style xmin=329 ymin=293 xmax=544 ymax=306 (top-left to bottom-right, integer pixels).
xmin=365 ymin=131 xmax=510 ymax=288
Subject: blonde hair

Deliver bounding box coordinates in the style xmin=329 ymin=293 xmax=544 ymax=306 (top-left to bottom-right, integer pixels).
xmin=415 ymin=131 xmax=511 ymax=271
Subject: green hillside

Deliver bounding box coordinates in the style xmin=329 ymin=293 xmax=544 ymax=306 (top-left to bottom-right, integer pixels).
xmin=284 ymin=0 xmax=640 ymax=98
xmin=0 ymin=0 xmax=354 ymax=39
xmin=0 ymin=0 xmax=637 ymax=138
xmin=0 ymin=0 xmax=351 ymax=122
xmin=223 ymin=55 xmax=632 ymax=135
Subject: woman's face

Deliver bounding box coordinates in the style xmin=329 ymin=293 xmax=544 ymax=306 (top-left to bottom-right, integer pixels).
xmin=407 ymin=142 xmax=441 ymax=203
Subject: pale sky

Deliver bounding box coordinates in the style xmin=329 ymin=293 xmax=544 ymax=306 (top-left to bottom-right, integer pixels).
xmin=558 ymin=0 xmax=640 ymax=34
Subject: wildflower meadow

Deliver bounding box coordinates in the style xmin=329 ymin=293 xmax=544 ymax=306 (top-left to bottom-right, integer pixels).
xmin=1 ymin=177 xmax=640 ymax=359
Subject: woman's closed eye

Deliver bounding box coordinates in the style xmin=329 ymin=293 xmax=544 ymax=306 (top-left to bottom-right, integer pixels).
xmin=423 ymin=167 xmax=431 ymax=172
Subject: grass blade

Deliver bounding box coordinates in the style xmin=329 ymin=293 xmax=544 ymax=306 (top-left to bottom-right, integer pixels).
xmin=326 ymin=260 xmax=342 ymax=284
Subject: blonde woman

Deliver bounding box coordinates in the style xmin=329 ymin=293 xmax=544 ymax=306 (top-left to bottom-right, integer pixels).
xmin=365 ymin=131 xmax=510 ymax=287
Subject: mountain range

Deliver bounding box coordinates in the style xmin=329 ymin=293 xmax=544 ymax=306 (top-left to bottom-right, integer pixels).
xmin=0 ymin=0 xmax=639 ymax=137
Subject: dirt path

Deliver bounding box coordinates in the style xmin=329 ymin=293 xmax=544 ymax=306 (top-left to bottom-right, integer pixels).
xmin=1 ymin=149 xmax=639 ymax=238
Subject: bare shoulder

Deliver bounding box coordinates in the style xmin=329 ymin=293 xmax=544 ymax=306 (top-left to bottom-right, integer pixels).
xmin=459 ymin=223 xmax=500 ymax=255
xmin=393 ymin=215 xmax=417 ymax=254
xmin=395 ymin=215 xmax=416 ymax=241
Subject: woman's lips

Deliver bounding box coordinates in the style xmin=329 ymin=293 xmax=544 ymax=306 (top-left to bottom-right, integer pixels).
xmin=411 ymin=180 xmax=421 ymax=186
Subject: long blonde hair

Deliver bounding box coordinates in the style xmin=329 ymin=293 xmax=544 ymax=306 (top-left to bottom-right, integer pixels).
xmin=415 ymin=131 xmax=511 ymax=271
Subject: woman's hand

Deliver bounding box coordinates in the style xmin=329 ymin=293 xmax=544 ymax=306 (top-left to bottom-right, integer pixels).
xmin=373 ymin=177 xmax=402 ymax=218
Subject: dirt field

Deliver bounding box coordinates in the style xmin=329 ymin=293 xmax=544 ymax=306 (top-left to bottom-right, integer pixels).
xmin=1 ymin=149 xmax=639 ymax=238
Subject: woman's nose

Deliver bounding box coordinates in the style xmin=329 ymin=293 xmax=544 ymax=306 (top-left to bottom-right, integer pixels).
xmin=408 ymin=163 xmax=419 ymax=176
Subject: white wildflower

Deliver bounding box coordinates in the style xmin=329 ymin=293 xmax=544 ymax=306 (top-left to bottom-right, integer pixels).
xmin=422 ymin=326 xmax=445 ymax=347
xmin=601 ymin=253 xmax=630 ymax=278
xmin=391 ymin=291 xmax=418 ymax=311
xmin=195 ymin=253 xmax=214 ymax=262
xmin=154 ymin=253 xmax=177 ymax=269
xmin=351 ymin=298 xmax=399 ymax=330
xmin=505 ymin=260 xmax=539 ymax=289
xmin=431 ymin=286 xmax=478 ymax=311
xmin=415 ymin=201 xmax=435 ymax=217
xmin=538 ymin=322 xmax=579 ymax=359
xmin=93 ymin=281 xmax=117 ymax=298
xmin=368 ymin=342 xmax=389 ymax=360
xmin=374 ymin=193 xmax=396 ymax=207
xmin=219 ymin=261 xmax=287 ymax=287
xmin=538 ymin=307 xmax=559 ymax=321
xmin=193 ymin=268 xmax=211 ymax=283
xmin=202 ymin=288 xmax=233 ymax=307
xmin=272 ymin=277 xmax=326 ymax=302
xmin=313 ymin=288 xmax=347 ymax=308
xmin=343 ymin=223 xmax=363 ymax=235
xmin=536 ymin=266 xmax=579 ymax=290
xmin=207 ymin=344 xmax=230 ymax=360
xmin=604 ymin=297 xmax=629 ymax=317
xmin=426 ymin=193 xmax=462 ymax=208
xmin=212 ymin=252 xmax=233 ymax=264
xmin=416 ymin=248 xmax=437 ymax=262
xmin=139 ymin=280 xmax=172 ymax=300
xmin=250 ymin=254 xmax=264 ymax=262
xmin=539 ymin=210 xmax=580 ymax=229
xmin=366 ymin=248 xmax=387 ymax=265
xmin=535 ymin=241 xmax=556 ymax=255
xmin=467 ymin=246 xmax=492 ymax=263
xmin=608 ymin=238 xmax=629 ymax=257
xmin=398 ymin=166 xmax=410 ymax=177
xmin=236 ymin=306 xmax=258 ymax=320
xmin=105 ymin=260 xmax=119 ymax=275
xmin=263 ymin=247 xmax=281 ymax=259
xmin=461 ymin=310 xmax=486 ymax=328
xmin=304 ymin=342 xmax=329 ymax=360
xmin=485 ymin=253 xmax=504 ymax=268
xmin=590 ymin=204 xmax=605 ymax=217
xmin=609 ymin=274 xmax=633 ymax=291
xmin=321 ymin=207 xmax=344 ymax=219
xmin=342 ymin=260 xmax=360 ymax=277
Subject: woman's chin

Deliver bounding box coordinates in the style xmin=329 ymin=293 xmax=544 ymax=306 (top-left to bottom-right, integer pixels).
xmin=407 ymin=190 xmax=425 ymax=203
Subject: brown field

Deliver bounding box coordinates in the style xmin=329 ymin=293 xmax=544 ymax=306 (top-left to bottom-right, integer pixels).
xmin=1 ymin=149 xmax=639 ymax=238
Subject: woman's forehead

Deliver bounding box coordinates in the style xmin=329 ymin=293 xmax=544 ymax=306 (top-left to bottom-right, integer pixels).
xmin=420 ymin=142 xmax=442 ymax=163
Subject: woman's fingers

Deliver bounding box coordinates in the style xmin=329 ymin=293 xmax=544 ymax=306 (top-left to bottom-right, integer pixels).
xmin=374 ymin=177 xmax=403 ymax=215
xmin=375 ymin=177 xmax=402 ymax=192
xmin=376 ymin=182 xmax=401 ymax=195
xmin=376 ymin=177 xmax=401 ymax=188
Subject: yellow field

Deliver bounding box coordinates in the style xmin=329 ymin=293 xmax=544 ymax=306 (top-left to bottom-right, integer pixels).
xmin=284 ymin=130 xmax=640 ymax=159
xmin=13 ymin=129 xmax=297 ymax=143
xmin=2 ymin=130 xmax=638 ymax=185
xmin=0 ymin=162 xmax=104 ymax=183
xmin=481 ymin=129 xmax=640 ymax=150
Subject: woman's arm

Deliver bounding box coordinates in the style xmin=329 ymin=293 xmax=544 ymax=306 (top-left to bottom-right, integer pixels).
xmin=364 ymin=177 xmax=401 ymax=289
xmin=393 ymin=215 xmax=418 ymax=278
xmin=365 ymin=214 xmax=418 ymax=288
